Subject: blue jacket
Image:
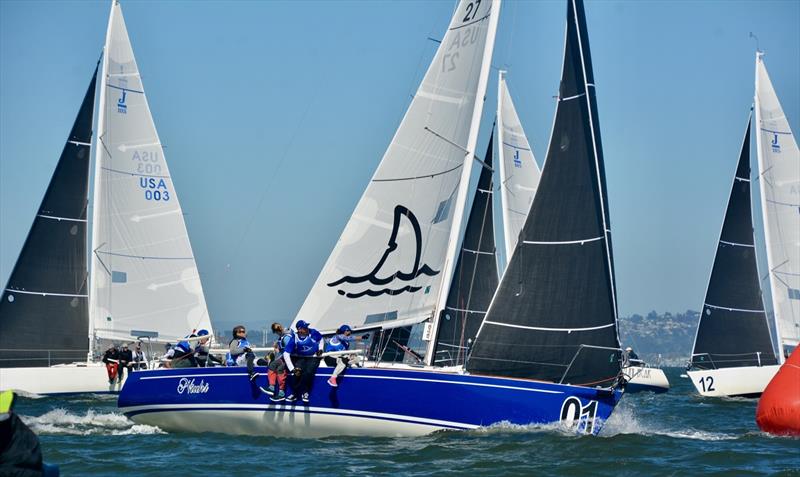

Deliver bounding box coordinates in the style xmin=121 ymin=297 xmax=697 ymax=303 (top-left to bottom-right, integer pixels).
xmin=324 ymin=333 xmax=352 ymax=353
xmin=285 ymin=329 xmax=323 ymax=357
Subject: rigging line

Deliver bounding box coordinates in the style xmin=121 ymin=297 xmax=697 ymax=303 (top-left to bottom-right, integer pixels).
xmin=704 ymin=303 xmax=765 ymax=313
xmin=228 ymin=89 xmax=319 ymax=269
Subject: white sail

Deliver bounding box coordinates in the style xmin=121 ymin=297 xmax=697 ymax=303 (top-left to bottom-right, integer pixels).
xmin=754 ymin=52 xmax=800 ymax=355
xmin=496 ymin=71 xmax=541 ymax=267
xmin=89 ymin=1 xmax=212 ymax=343
xmin=294 ymin=0 xmax=500 ymax=334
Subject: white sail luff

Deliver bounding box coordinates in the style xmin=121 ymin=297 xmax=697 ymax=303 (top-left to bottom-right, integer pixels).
xmin=426 ymin=0 xmax=502 ymax=365
xmin=88 ymin=1 xmax=116 ymax=356
xmin=497 ymin=70 xmax=511 ymax=270
xmin=754 ymin=51 xmax=800 ymax=361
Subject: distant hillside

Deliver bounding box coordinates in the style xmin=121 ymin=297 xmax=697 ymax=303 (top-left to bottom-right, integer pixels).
xmin=619 ymin=310 xmax=700 ymax=367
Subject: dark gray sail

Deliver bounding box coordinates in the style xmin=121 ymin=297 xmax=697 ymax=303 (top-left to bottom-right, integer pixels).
xmin=0 ymin=66 xmax=97 ymax=368
xmin=691 ymin=117 xmax=778 ymax=370
xmin=434 ymin=131 xmax=498 ymax=367
xmin=466 ymin=0 xmax=621 ymax=387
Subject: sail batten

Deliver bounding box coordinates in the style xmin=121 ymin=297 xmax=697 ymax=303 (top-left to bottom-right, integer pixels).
xmin=691 ymin=115 xmax=778 ymax=370
xmin=0 ymin=66 xmax=98 ymax=367
xmin=467 ymin=0 xmax=621 ymax=387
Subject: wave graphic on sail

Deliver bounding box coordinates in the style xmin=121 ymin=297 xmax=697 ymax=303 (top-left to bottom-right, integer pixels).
xmin=328 ymin=205 xmax=439 ymax=299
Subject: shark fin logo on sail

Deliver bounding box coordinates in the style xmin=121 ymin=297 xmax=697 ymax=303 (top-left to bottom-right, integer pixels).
xmin=328 ymin=205 xmax=439 ymax=299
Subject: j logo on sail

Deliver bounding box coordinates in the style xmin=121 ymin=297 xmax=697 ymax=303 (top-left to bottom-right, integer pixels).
xmin=327 ymin=205 xmax=439 ymax=299
xmin=117 ymin=90 xmax=127 ymax=114
xmin=513 ymin=149 xmax=522 ymax=168
xmin=771 ymin=133 xmax=780 ymax=153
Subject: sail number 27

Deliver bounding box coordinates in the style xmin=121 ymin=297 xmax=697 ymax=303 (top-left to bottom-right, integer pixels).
xmin=463 ymin=0 xmax=481 ymax=22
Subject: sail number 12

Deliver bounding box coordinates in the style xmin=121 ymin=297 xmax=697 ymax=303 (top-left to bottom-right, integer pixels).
xmin=698 ymin=376 xmax=715 ymax=393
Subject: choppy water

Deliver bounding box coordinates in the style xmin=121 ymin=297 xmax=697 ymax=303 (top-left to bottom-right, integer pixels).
xmin=14 ymin=368 xmax=800 ymax=476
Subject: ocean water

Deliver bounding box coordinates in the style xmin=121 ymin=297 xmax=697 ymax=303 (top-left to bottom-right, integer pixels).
xmin=14 ymin=368 xmax=799 ymax=476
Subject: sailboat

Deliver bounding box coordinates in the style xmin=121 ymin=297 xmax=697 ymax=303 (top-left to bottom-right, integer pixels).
xmin=0 ymin=1 xmax=212 ymax=395
xmin=687 ymin=52 xmax=799 ymax=398
xmin=118 ymin=0 xmax=625 ymax=437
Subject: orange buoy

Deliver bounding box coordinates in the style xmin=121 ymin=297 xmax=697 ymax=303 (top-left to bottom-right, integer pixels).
xmin=756 ymin=348 xmax=800 ymax=436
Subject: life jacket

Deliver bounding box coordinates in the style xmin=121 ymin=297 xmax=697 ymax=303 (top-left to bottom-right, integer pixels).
xmin=276 ymin=332 xmax=291 ymax=354
xmin=174 ymin=340 xmax=192 ymax=354
xmin=288 ymin=329 xmax=322 ymax=357
xmin=226 ymin=338 xmax=251 ymax=366
xmin=325 ymin=334 xmax=350 ymax=353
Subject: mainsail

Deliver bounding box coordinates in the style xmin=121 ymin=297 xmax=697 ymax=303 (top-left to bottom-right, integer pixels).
xmin=90 ymin=1 xmax=212 ymax=343
xmin=294 ymin=0 xmax=500 ymax=337
xmin=691 ymin=116 xmax=778 ymax=370
xmin=497 ymin=71 xmax=541 ymax=268
xmin=433 ymin=133 xmax=498 ymax=367
xmin=467 ymin=0 xmax=621 ymax=387
xmin=754 ymin=52 xmax=800 ymax=359
xmin=0 ymin=67 xmax=97 ymax=367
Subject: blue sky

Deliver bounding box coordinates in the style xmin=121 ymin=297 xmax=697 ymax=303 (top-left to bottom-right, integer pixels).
xmin=1 ymin=0 xmax=798 ymax=329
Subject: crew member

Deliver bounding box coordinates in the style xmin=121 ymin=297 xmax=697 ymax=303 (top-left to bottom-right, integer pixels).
xmin=325 ymin=324 xmax=358 ymax=387
xmin=266 ymin=322 xmax=291 ymax=401
xmin=132 ymin=343 xmax=148 ymax=370
xmin=195 ymin=329 xmax=223 ymax=367
xmin=283 ymin=320 xmax=323 ymax=403
xmin=102 ymin=344 xmax=119 ymax=385
xmin=117 ymin=343 xmax=133 ymax=383
xmin=227 ymin=325 xmax=256 ymax=379
xmin=165 ymin=336 xmax=197 ymax=368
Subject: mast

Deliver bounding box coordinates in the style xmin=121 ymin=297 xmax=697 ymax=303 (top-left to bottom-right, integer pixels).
xmin=497 ymin=70 xmax=511 ymax=267
xmin=88 ymin=0 xmax=116 ymax=358
xmin=426 ymin=0 xmax=501 ymax=366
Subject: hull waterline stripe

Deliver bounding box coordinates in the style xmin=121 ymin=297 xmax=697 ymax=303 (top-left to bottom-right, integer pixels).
xmin=719 ymin=240 xmax=754 ymax=248
xmin=37 ymin=214 xmax=87 ymax=223
xmin=523 ymin=235 xmax=604 ymax=245
xmin=138 ymin=372 xmax=562 ymax=394
xmin=484 ymin=320 xmax=615 ymax=333
xmin=704 ymin=303 xmax=765 ymax=313
xmin=5 ymin=289 xmax=87 ymax=298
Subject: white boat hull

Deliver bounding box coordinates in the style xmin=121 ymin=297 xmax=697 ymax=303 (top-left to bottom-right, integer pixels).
xmin=624 ymin=366 xmax=670 ymax=393
xmin=0 ymin=362 xmax=126 ymax=395
xmin=687 ymin=365 xmax=780 ymax=398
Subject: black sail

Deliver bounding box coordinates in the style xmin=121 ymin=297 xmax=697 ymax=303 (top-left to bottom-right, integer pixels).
xmin=0 ymin=66 xmax=97 ymax=368
xmin=691 ymin=117 xmax=778 ymax=370
xmin=434 ymin=131 xmax=499 ymax=367
xmin=466 ymin=0 xmax=621 ymax=387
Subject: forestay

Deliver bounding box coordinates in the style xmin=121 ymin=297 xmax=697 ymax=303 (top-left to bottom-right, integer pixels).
xmin=497 ymin=71 xmax=541 ymax=269
xmin=691 ymin=116 xmax=778 ymax=370
xmin=294 ymin=0 xmax=500 ymax=335
xmin=90 ymin=1 xmax=212 ymax=343
xmin=0 ymin=67 xmax=97 ymax=367
xmin=754 ymin=53 xmax=800 ymax=355
xmin=467 ymin=0 xmax=621 ymax=387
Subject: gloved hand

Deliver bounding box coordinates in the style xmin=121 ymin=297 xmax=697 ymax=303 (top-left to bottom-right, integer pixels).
xmin=244 ymin=347 xmax=252 ymax=353
xmin=293 ymin=368 xmax=302 ymax=377
xmin=315 ymin=350 xmax=323 ymax=357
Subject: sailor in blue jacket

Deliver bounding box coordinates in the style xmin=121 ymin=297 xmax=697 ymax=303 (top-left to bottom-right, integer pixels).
xmin=324 ymin=325 xmax=357 ymax=387
xmin=283 ymin=320 xmax=324 ymax=402
xmin=165 ymin=335 xmax=197 ymax=368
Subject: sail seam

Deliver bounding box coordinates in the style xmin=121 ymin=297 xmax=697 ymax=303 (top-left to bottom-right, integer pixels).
xmin=719 ymin=240 xmax=754 ymax=248
xmin=446 ymin=306 xmax=488 ymax=314
xmin=107 ymin=84 xmax=144 ymax=94
xmin=37 ymin=214 xmax=87 ymax=223
xmin=448 ymin=12 xmax=491 ymax=31
xmin=5 ymin=289 xmax=87 ymax=298
xmin=522 ymin=235 xmax=603 ymax=245
xmin=735 ymin=177 xmax=750 ymax=182
xmin=100 ymin=166 xmax=170 ymax=179
xmin=760 ymin=128 xmax=791 ymax=135
xmin=484 ymin=320 xmax=615 ymax=332
xmin=704 ymin=303 xmax=765 ymax=313
xmin=462 ymin=247 xmax=493 ymax=256
xmin=502 ymin=141 xmax=531 ymax=151
xmin=68 ymin=140 xmax=91 ymax=147
xmin=560 ymin=92 xmax=586 ymax=102
xmin=97 ymin=251 xmax=194 ymax=261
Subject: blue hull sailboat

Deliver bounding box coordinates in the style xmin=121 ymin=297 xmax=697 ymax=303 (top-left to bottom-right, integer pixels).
xmin=119 ymin=0 xmax=627 ymax=437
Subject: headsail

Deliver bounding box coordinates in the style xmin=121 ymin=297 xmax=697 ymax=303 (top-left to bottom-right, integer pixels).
xmin=90 ymin=1 xmax=212 ymax=344
xmin=467 ymin=0 xmax=621 ymax=387
xmin=691 ymin=116 xmax=778 ymax=370
xmin=294 ymin=0 xmax=500 ymax=337
xmin=0 ymin=66 xmax=97 ymax=367
xmin=754 ymin=53 xmax=800 ymax=359
xmin=433 ymin=132 xmax=499 ymax=367
xmin=497 ymin=71 xmax=541 ymax=269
